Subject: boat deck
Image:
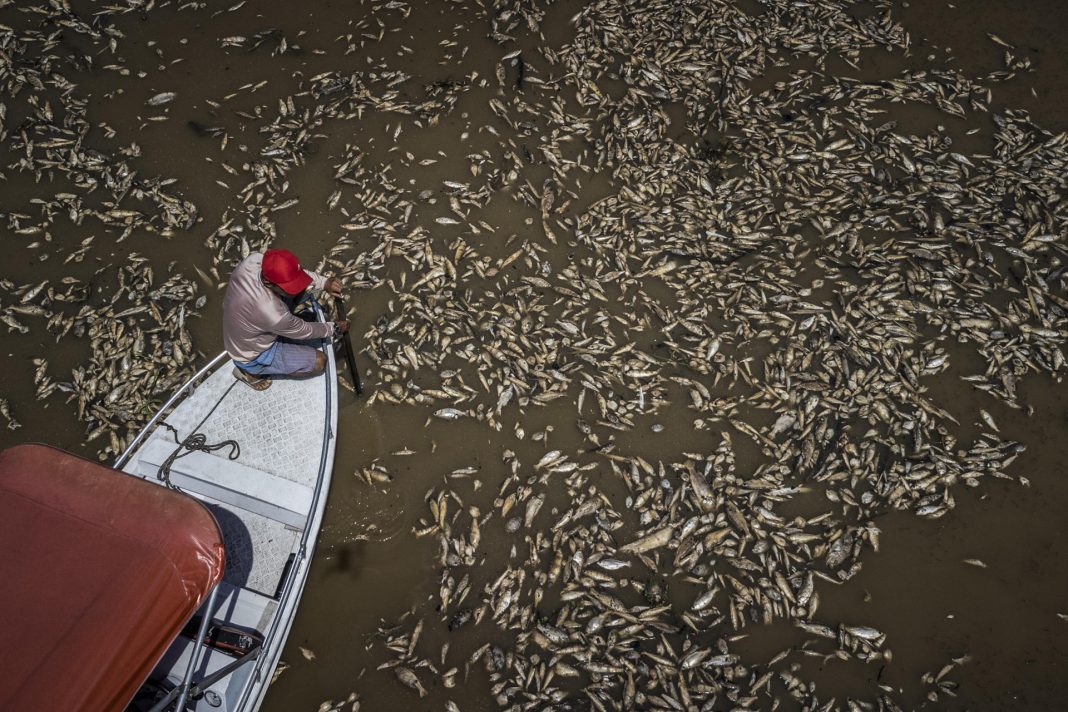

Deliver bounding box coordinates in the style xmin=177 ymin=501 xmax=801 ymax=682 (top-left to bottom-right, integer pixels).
xmin=126 ymin=358 xmax=328 ymax=557
xmin=201 ymin=497 xmax=297 ymax=597
xmin=120 ymin=348 xmax=336 ymax=712
xmin=160 ymin=361 xmax=327 ymax=488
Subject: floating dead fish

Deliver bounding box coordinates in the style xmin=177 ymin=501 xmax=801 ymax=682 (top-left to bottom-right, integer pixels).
xmin=4 ymin=3 xmax=1065 ymax=712
xmin=146 ymin=92 xmax=177 ymax=106
xmin=619 ymin=526 xmax=673 ymax=554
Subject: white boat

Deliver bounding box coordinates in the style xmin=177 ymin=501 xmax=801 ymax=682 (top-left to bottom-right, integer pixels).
xmin=0 ymin=306 xmax=337 ymax=711
xmin=115 ymin=312 xmax=338 ymax=711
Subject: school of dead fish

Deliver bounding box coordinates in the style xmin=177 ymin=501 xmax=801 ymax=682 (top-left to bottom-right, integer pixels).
xmin=0 ymin=0 xmax=1066 ymax=710
xmin=0 ymin=0 xmax=203 ymax=457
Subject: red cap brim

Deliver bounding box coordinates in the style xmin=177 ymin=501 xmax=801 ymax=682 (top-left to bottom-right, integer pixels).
xmin=275 ymin=269 xmax=313 ymax=295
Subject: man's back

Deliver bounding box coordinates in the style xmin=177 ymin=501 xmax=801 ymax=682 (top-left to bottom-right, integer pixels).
xmin=222 ymin=252 xmax=330 ymax=363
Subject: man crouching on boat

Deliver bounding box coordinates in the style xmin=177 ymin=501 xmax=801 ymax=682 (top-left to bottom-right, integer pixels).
xmin=223 ymin=248 xmax=348 ymax=391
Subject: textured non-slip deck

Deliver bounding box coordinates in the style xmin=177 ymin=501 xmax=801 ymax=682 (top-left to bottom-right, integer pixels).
xmin=126 ymin=359 xmax=328 ymax=597
xmin=201 ymin=496 xmax=298 ymax=596
xmin=160 ymin=362 xmax=327 ymax=489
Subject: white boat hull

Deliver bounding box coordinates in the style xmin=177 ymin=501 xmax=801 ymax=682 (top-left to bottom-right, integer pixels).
xmin=119 ymin=322 xmax=337 ymax=712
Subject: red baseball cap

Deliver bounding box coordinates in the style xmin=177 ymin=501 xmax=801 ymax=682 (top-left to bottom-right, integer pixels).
xmin=261 ymin=248 xmax=313 ymax=295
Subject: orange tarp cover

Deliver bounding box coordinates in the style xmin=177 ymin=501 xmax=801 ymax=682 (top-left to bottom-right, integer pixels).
xmin=0 ymin=444 xmax=224 ymax=711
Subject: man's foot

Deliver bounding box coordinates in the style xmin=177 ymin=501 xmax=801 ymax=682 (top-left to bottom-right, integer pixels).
xmin=233 ymin=367 xmax=272 ymax=391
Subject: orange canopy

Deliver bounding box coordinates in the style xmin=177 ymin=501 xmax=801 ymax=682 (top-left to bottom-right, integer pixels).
xmin=0 ymin=444 xmax=225 ymax=711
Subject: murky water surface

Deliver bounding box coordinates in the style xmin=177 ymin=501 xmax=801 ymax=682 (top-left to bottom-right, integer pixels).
xmin=1 ymin=0 xmax=1066 ymax=710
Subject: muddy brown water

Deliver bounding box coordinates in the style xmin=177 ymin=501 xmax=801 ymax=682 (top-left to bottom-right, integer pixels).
xmin=1 ymin=0 xmax=1066 ymax=710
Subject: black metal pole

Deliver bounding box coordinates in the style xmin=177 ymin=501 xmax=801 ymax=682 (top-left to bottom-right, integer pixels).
xmin=336 ymin=297 xmax=363 ymax=395
xmin=171 ymin=584 xmax=219 ymax=712
xmin=342 ymin=324 xmax=362 ymax=395
xmin=188 ymin=645 xmax=262 ymax=699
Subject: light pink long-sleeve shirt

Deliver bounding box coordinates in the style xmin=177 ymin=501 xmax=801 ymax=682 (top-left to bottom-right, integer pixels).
xmin=222 ymin=252 xmax=333 ymax=362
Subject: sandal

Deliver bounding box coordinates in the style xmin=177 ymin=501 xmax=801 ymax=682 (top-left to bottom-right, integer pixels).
xmin=233 ymin=366 xmax=272 ymax=391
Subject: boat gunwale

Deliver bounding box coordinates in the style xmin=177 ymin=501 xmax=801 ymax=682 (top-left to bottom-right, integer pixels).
xmin=115 ymin=351 xmax=230 ymax=471
xmin=240 ymin=314 xmax=337 ymax=709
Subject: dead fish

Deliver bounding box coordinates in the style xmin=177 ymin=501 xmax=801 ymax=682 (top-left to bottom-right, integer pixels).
xmin=619 ymin=526 xmax=673 ymax=554
xmin=524 ymin=494 xmax=544 ymax=527
xmin=146 ymin=92 xmax=177 ymax=106
xmin=394 ymin=667 xmax=427 ymax=697
xmin=844 ymin=625 xmax=884 ymax=641
xmin=692 ymin=589 xmax=716 ymax=611
xmin=681 ymin=648 xmax=710 ymax=669
xmin=596 ymin=558 xmax=629 ymax=571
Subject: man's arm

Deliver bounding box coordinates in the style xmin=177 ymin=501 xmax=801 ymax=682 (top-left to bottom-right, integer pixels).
xmin=305 ymin=268 xmax=343 ymax=297
xmin=271 ymin=311 xmax=334 ymax=341
xmin=305 ymin=269 xmax=328 ymax=292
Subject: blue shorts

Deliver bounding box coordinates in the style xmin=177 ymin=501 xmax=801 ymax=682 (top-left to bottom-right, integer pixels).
xmin=236 ymin=339 xmax=319 ymax=376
